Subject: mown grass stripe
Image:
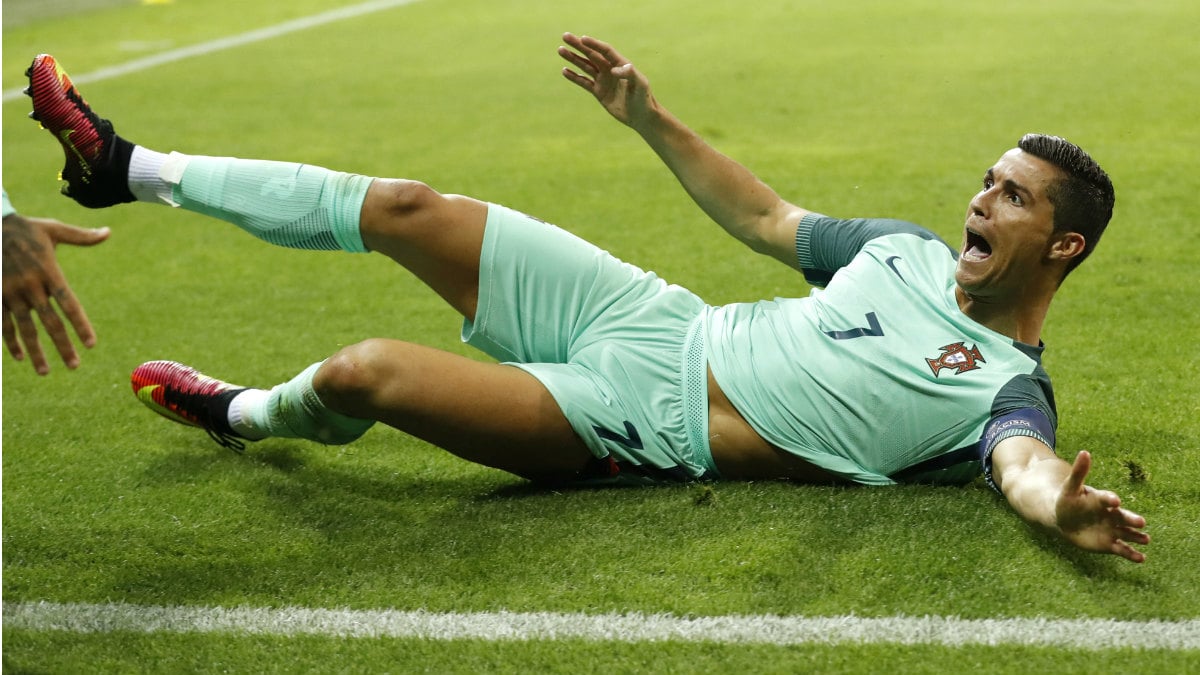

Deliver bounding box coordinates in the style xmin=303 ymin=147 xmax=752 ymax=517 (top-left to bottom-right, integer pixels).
xmin=2 ymin=0 xmax=425 ymax=103
xmin=5 ymin=602 xmax=1198 ymax=650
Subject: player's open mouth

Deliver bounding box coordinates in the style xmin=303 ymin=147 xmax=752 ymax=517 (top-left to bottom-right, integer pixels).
xmin=963 ymin=228 xmax=992 ymax=262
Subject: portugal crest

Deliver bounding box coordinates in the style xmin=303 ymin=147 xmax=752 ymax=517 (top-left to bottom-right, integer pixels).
xmin=926 ymin=342 xmax=986 ymax=377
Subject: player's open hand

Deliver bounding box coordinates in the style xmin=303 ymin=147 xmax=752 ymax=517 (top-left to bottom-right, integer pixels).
xmin=1055 ymin=450 xmax=1150 ymax=563
xmin=2 ymin=213 xmax=109 ymax=375
xmin=558 ymin=33 xmax=657 ymax=130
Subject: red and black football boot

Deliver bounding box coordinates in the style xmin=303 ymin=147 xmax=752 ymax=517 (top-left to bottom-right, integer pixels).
xmin=25 ymin=54 xmax=135 ymax=208
xmin=131 ymin=360 xmax=249 ymax=452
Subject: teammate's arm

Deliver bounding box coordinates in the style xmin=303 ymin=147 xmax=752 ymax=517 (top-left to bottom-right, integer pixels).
xmin=559 ymin=33 xmax=808 ymax=266
xmin=991 ymin=436 xmax=1149 ymax=562
xmin=2 ymin=206 xmax=110 ymax=374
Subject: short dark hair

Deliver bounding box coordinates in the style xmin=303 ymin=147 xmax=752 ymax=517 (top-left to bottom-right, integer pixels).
xmin=1017 ymin=133 xmax=1115 ymax=277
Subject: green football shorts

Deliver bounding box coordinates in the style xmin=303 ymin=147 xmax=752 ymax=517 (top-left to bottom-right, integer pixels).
xmin=462 ymin=203 xmax=719 ymax=483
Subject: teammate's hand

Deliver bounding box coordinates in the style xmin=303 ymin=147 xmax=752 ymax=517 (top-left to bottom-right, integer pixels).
xmin=1054 ymin=450 xmax=1150 ymax=563
xmin=2 ymin=212 xmax=110 ymax=374
xmin=558 ymin=33 xmax=657 ymax=131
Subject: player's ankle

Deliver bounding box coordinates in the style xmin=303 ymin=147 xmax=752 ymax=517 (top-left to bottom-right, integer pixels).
xmin=128 ymin=146 xmax=180 ymax=205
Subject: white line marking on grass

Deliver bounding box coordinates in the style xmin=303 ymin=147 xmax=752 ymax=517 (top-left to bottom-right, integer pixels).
xmin=2 ymin=0 xmax=425 ymax=103
xmin=5 ymin=602 xmax=1199 ymax=650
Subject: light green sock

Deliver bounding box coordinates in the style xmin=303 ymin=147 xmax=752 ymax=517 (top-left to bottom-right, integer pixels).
xmin=165 ymin=154 xmax=373 ymax=252
xmin=239 ymin=362 xmax=375 ymax=445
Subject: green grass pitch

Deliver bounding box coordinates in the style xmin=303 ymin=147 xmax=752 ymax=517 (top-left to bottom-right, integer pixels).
xmin=3 ymin=0 xmax=1198 ymax=672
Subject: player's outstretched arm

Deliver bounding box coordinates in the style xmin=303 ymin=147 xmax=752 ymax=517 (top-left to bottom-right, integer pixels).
xmin=992 ymin=437 xmax=1149 ymax=563
xmin=2 ymin=212 xmax=110 ymax=374
xmin=557 ymin=33 xmax=808 ymax=266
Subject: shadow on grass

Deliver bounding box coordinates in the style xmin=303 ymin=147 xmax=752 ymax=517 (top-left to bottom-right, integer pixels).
xmin=1019 ymin=511 xmax=1160 ymax=586
xmin=86 ymin=432 xmax=1162 ymax=615
xmin=114 ymin=438 xmax=880 ymax=608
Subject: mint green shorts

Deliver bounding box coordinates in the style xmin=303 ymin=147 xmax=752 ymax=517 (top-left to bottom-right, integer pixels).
xmin=461 ymin=204 xmax=718 ymax=483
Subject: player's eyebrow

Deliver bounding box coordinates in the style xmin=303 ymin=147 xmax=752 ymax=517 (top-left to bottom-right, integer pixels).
xmin=984 ymin=168 xmax=1035 ymax=203
xmin=1003 ymin=178 xmax=1033 ymax=203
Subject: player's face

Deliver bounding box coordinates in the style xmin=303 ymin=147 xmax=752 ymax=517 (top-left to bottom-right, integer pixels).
xmin=955 ymin=149 xmax=1063 ymax=298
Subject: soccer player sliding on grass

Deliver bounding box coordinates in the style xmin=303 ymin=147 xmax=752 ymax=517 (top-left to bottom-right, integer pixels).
xmin=25 ymin=33 xmax=1148 ymax=563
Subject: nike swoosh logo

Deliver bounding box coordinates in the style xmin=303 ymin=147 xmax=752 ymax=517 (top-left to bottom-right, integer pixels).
xmin=885 ymin=255 xmax=907 ymax=285
xmin=136 ymin=383 xmax=194 ymax=426
xmin=58 ymin=128 xmax=93 ymax=167
xmin=136 ymin=383 xmax=162 ymax=404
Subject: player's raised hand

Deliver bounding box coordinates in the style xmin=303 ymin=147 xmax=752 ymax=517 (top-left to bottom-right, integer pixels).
xmin=558 ymin=33 xmax=657 ymax=130
xmin=1054 ymin=450 xmax=1150 ymax=563
xmin=2 ymin=213 xmax=109 ymax=374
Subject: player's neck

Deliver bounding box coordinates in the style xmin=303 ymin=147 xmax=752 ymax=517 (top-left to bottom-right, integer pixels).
xmin=955 ymin=286 xmax=1051 ymax=346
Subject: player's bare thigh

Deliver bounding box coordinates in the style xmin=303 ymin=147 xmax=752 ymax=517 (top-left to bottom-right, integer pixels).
xmin=358 ymin=178 xmax=489 ymax=319
xmin=315 ymin=338 xmax=593 ymax=482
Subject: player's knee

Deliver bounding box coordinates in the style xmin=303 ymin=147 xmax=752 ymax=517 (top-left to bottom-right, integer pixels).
xmin=361 ymin=178 xmax=465 ymax=246
xmin=375 ymin=179 xmax=445 ymax=220
xmin=314 ymin=338 xmax=400 ymax=409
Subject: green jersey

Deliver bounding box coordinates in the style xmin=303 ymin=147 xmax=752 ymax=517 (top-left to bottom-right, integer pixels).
xmin=704 ymin=213 xmax=1057 ymax=486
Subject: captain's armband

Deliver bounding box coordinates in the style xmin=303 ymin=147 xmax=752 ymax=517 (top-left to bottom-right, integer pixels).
xmin=979 ymin=408 xmax=1056 ymax=493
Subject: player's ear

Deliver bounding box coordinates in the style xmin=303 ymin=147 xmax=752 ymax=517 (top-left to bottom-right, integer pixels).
xmin=1048 ymin=231 xmax=1086 ymax=264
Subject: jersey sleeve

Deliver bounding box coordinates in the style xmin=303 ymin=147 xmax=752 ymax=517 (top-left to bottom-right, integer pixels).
xmin=979 ymin=372 xmax=1059 ymax=493
xmin=794 ymin=212 xmax=950 ymax=287
xmin=2 ymin=189 xmax=15 ymax=218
